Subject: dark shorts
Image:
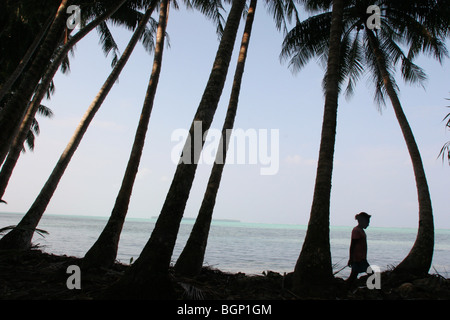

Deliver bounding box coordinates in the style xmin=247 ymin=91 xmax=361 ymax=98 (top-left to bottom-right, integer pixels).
xmin=351 ymin=260 xmax=370 ymax=274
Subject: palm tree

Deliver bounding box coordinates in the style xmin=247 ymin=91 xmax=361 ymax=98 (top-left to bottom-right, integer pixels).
xmin=281 ymin=0 xmax=448 ymax=279
xmin=82 ymin=0 xmax=170 ymax=270
xmin=174 ymin=0 xmax=258 ymax=277
xmin=0 ymin=0 xmax=159 ymax=251
xmin=0 ymin=0 xmax=71 ymax=166
xmin=365 ymin=29 xmax=435 ymax=276
xmin=173 ymin=0 xmax=300 ymax=277
xmin=0 ymin=0 xmax=129 ymax=202
xmin=291 ymin=0 xmax=345 ymax=295
xmin=103 ymin=0 xmax=247 ymax=299
xmin=82 ymin=0 xmax=230 ymax=270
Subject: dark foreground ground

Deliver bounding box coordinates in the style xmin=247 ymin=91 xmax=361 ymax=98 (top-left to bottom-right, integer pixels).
xmin=1 ymin=249 xmax=450 ymax=300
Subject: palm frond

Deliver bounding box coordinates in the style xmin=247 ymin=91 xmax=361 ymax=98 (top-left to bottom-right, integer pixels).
xmin=444 ymin=105 xmax=450 ymax=129
xmin=387 ymin=6 xmax=449 ymax=64
xmin=36 ymin=104 xmax=54 ymax=119
xmin=264 ymin=0 xmax=288 ymax=33
xmin=284 ymin=0 xmax=301 ymax=25
xmin=364 ymin=30 xmax=398 ymax=109
xmin=78 ymin=0 xmax=152 ymax=64
xmin=438 ymin=141 xmax=450 ymax=165
xmin=377 ymin=25 xmax=428 ymax=87
xmin=378 ymin=24 xmax=405 ymax=65
xmin=22 ymin=104 xmax=53 ymax=153
xmin=60 ymin=54 xmax=71 ymax=74
xmin=23 ymin=124 xmax=36 ymax=153
xmin=280 ymin=11 xmax=331 ymax=73
xmin=189 ymin=0 xmax=226 ymax=37
xmin=30 ymin=118 xmax=40 ymax=136
xmin=439 ymin=101 xmax=450 ymax=165
xmin=343 ymin=31 xmax=364 ymax=99
xmin=96 ymin=21 xmax=120 ymax=67
xmin=0 ymin=225 xmax=49 ymax=237
xmin=400 ymin=55 xmax=428 ymax=87
xmin=298 ymin=0 xmax=332 ymax=13
xmin=106 ymin=2 xmax=144 ymax=31
xmin=139 ymin=17 xmax=158 ymax=53
xmin=45 ymin=80 xmax=55 ymax=100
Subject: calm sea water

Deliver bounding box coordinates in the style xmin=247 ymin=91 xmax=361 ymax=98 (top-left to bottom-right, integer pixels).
xmin=1 ymin=212 xmax=450 ymax=278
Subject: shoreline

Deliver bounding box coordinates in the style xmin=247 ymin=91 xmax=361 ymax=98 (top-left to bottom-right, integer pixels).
xmin=2 ymin=212 xmax=450 ymax=280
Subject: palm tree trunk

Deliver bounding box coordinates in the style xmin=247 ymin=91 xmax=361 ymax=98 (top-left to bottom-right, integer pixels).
xmin=103 ymin=0 xmax=246 ymax=300
xmin=0 ymin=0 xmax=128 ymax=201
xmin=292 ymin=0 xmax=344 ymax=296
xmin=82 ymin=0 xmax=169 ymax=270
xmin=0 ymin=0 xmax=70 ymax=166
xmin=174 ymin=0 xmax=257 ymax=278
xmin=0 ymin=0 xmax=158 ymax=251
xmin=366 ymin=30 xmax=434 ymax=276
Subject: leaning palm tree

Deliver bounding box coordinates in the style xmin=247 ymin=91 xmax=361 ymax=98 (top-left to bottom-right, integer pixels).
xmin=174 ymin=0 xmax=258 ymax=277
xmin=0 ymin=0 xmax=159 ymax=251
xmin=82 ymin=0 xmax=170 ymax=270
xmin=103 ymin=0 xmax=247 ymax=299
xmin=174 ymin=0 xmax=300 ymax=277
xmin=82 ymin=0 xmax=229 ymax=270
xmin=356 ymin=0 xmax=447 ymax=277
xmin=282 ymin=0 xmax=449 ymax=278
xmin=365 ymin=29 xmax=436 ymax=276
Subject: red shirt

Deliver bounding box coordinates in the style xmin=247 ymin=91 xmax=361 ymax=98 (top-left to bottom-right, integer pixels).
xmin=351 ymin=226 xmax=367 ymax=262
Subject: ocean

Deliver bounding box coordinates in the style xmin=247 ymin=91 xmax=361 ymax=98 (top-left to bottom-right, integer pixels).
xmin=1 ymin=212 xmax=450 ymax=278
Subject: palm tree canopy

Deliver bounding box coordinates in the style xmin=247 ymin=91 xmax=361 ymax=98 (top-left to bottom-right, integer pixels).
xmin=281 ymin=0 xmax=449 ymax=104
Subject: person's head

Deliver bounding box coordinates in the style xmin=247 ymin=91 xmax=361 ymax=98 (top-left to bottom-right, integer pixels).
xmin=355 ymin=212 xmax=371 ymax=229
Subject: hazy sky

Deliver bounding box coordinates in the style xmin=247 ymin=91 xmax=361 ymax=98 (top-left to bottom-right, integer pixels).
xmin=2 ymin=4 xmax=449 ymax=229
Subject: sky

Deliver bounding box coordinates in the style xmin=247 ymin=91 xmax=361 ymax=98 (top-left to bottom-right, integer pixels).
xmin=1 ymin=3 xmax=449 ymax=229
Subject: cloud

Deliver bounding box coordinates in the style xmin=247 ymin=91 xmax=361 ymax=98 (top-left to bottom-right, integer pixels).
xmin=48 ymin=116 xmax=80 ymax=129
xmin=91 ymin=120 xmax=126 ymax=132
xmin=285 ymin=155 xmax=316 ymax=166
xmin=136 ymin=167 xmax=152 ymax=180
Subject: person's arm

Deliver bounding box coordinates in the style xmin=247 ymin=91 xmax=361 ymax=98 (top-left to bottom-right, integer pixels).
xmin=348 ymin=239 xmax=355 ymax=266
xmin=348 ymin=228 xmax=362 ymax=265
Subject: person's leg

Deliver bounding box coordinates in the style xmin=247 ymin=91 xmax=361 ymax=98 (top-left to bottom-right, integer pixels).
xmin=346 ymin=268 xmax=358 ymax=285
